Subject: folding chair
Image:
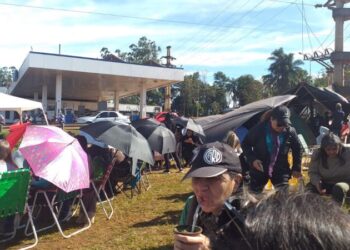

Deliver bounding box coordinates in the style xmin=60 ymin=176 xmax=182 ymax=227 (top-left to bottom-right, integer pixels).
xmin=139 ymin=161 xmax=151 ymax=191
xmin=298 ymin=134 xmax=318 ymax=170
xmin=25 ymin=188 xmax=91 ymax=239
xmin=0 ymin=169 xmax=38 ymax=250
xmin=91 ymin=163 xmax=114 ymax=219
xmin=118 ymin=160 xmax=150 ymax=198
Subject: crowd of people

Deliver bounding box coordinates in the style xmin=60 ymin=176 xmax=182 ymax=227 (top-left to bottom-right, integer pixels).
xmin=1 ymin=104 xmax=350 ymax=249
xmin=175 ymin=105 xmax=350 ymax=250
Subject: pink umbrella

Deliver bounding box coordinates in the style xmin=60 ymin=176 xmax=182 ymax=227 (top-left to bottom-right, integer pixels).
xmin=19 ymin=125 xmax=89 ymax=192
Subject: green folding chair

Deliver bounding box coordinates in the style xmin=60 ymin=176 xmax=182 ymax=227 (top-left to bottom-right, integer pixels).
xmin=0 ymin=169 xmax=38 ymax=249
xmin=92 ymin=162 xmax=114 ymax=219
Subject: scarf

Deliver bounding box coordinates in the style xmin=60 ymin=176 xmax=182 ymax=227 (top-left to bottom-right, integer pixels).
xmin=266 ymin=124 xmax=284 ymax=177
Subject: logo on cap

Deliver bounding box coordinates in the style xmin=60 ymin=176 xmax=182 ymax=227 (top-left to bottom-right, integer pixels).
xmin=203 ymin=147 xmax=222 ymax=165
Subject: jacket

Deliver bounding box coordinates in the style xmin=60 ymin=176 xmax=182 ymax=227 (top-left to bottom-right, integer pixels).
xmin=309 ymin=147 xmax=350 ymax=186
xmin=241 ymin=121 xmax=302 ymax=175
xmin=179 ymin=195 xmax=250 ymax=250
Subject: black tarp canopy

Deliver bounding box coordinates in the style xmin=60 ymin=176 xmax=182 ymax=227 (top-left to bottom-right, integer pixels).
xmin=202 ymin=95 xmax=296 ymax=143
xmin=285 ymin=83 xmax=350 ymax=114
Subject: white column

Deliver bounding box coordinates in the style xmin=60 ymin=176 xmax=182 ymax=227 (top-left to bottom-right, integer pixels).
xmin=33 ymin=92 xmax=39 ymax=114
xmin=33 ymin=92 xmax=39 ymax=101
xmin=55 ymin=73 xmax=62 ymax=115
xmin=139 ymin=84 xmax=147 ymax=118
xmin=114 ymin=91 xmax=120 ymax=111
xmin=42 ymin=84 xmax=48 ymax=111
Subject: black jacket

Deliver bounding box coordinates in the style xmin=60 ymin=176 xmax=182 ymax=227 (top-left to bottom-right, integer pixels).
xmin=185 ymin=196 xmax=249 ymax=250
xmin=241 ymin=121 xmax=302 ymax=175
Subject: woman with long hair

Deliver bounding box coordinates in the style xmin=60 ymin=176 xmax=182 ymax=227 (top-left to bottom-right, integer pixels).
xmin=225 ymin=131 xmax=242 ymax=155
xmin=241 ymin=106 xmax=302 ymax=193
xmin=308 ymin=133 xmax=350 ymax=205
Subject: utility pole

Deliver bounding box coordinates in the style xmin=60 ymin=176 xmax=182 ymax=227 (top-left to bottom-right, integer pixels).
xmin=301 ymin=49 xmax=334 ymax=86
xmin=315 ymin=0 xmax=350 ymax=87
xmin=161 ymin=46 xmax=177 ymax=112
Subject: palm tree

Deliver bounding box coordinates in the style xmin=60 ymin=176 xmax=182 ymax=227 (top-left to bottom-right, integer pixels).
xmin=263 ymin=48 xmax=305 ymax=95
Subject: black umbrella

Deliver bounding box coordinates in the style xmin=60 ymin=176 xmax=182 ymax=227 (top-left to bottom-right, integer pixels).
xmin=80 ymin=121 xmax=154 ymax=167
xmin=133 ymin=124 xmax=176 ymax=154
xmin=202 ymin=95 xmax=296 ymax=143
xmin=173 ymin=117 xmax=205 ymax=136
xmin=131 ymin=118 xmax=162 ymax=128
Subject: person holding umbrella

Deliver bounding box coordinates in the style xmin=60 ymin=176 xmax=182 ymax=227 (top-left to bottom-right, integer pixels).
xmin=241 ymin=105 xmax=302 ymax=193
xmin=75 ymin=135 xmax=97 ymax=225
xmin=181 ymin=129 xmax=202 ymax=168
xmin=131 ymin=118 xmax=182 ymax=173
xmin=163 ymin=113 xmax=183 ymax=173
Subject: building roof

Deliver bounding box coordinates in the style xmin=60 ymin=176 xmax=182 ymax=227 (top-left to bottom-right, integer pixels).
xmin=9 ymin=51 xmax=184 ymax=102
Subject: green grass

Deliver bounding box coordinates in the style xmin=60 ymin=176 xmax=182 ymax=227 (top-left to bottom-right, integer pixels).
xmin=2 ymin=170 xmax=192 ymax=250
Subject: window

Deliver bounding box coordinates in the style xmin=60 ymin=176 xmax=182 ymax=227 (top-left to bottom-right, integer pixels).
xmin=109 ymin=112 xmax=118 ymax=118
xmin=97 ymin=112 xmax=108 ymax=118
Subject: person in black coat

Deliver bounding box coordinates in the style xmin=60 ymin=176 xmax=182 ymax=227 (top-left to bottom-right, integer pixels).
xmin=181 ymin=129 xmax=202 ymax=167
xmin=331 ymin=103 xmax=345 ymax=136
xmin=241 ymin=106 xmax=302 ymax=193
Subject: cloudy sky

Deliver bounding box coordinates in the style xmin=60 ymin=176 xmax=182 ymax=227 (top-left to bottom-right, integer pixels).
xmin=0 ymin=0 xmax=344 ymax=82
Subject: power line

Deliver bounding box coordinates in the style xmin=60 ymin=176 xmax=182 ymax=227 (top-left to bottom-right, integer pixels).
xmin=302 ymin=0 xmax=304 ymax=53
xmin=174 ymin=0 xmax=241 ymax=55
xmin=317 ymin=27 xmax=335 ymax=51
xmin=268 ymin=0 xmax=315 ymax=6
xmin=181 ymin=2 xmax=295 ymax=66
xmin=297 ymin=4 xmax=315 ymax=52
xmin=178 ymin=0 xmax=267 ymax=60
xmin=176 ymin=0 xmax=257 ymax=59
xmin=297 ymin=4 xmax=324 ymax=50
xmin=0 ymin=1 xmax=303 ymax=30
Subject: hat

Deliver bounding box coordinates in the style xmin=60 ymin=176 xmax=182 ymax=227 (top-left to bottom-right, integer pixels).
xmin=182 ymin=142 xmax=242 ymax=180
xmin=271 ymin=105 xmax=291 ymax=126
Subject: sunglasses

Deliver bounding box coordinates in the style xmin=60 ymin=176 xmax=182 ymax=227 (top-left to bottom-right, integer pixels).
xmin=277 ymin=123 xmax=288 ymax=128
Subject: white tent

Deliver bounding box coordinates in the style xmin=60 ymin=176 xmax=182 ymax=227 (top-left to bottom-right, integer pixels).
xmin=0 ymin=93 xmax=48 ymax=124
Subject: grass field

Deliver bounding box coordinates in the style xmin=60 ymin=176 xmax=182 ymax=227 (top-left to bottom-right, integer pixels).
xmin=3 ymin=170 xmax=192 ymax=250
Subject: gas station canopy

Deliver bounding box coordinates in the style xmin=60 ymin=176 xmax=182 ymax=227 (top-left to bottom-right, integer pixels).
xmin=9 ymin=52 xmax=184 ymax=102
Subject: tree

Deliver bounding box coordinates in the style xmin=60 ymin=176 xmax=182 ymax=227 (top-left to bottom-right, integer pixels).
xmin=147 ymin=88 xmax=164 ymax=106
xmin=172 ymin=73 xmax=201 ymax=116
xmin=213 ymin=71 xmax=230 ymax=88
xmin=101 ymin=37 xmax=164 ymax=106
xmin=115 ymin=36 xmax=161 ymax=64
xmin=263 ymin=48 xmax=306 ymax=95
xmin=236 ymin=75 xmax=264 ymax=106
xmin=172 ymin=72 xmax=228 ymax=117
xmin=213 ymin=71 xmax=238 ymax=107
xmin=120 ymin=95 xmax=139 ymax=105
xmin=0 ymin=66 xmax=17 ymax=87
xmin=313 ymin=71 xmax=328 ymax=88
xmin=101 ymin=37 xmax=161 ymax=64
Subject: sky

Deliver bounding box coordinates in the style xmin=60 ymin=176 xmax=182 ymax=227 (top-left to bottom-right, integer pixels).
xmin=0 ymin=0 xmax=344 ymax=83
